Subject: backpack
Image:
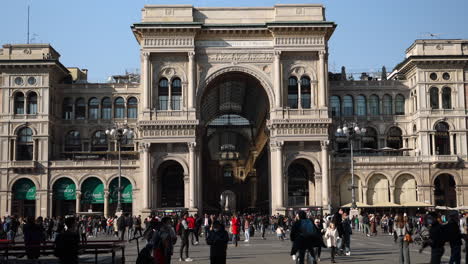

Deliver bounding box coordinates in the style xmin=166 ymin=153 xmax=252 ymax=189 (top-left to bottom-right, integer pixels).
xmin=136 ymin=246 xmax=154 ymax=264
xmin=176 ymin=223 xmax=182 ymax=236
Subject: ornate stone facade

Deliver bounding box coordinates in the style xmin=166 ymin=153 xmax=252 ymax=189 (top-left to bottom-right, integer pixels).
xmin=0 ymin=5 xmax=467 ymax=218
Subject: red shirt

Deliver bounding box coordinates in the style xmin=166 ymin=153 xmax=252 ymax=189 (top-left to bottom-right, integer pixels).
xmin=231 ymin=217 xmax=240 ymax=235
xmin=187 ymin=217 xmax=195 ymax=229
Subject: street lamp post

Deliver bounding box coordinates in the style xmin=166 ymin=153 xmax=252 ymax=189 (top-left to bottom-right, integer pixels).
xmin=336 ymin=124 xmax=366 ymax=209
xmin=106 ymin=126 xmax=134 ymax=215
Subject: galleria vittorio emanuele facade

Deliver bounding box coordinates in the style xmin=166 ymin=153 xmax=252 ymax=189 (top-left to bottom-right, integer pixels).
xmin=0 ymin=4 xmax=467 ymax=218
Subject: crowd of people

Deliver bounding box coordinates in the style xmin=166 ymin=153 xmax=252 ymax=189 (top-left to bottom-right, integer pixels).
xmin=1 ymin=209 xmax=468 ymax=264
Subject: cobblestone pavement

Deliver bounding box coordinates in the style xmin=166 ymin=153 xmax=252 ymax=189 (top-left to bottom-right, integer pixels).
xmin=3 ymin=230 xmax=466 ymax=263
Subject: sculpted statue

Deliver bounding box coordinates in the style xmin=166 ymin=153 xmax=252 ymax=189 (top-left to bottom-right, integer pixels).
xmin=219 ymin=190 xmax=236 ymax=213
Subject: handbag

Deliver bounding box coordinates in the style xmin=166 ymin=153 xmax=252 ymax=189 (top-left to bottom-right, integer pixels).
xmin=403 ymin=234 xmax=413 ymax=243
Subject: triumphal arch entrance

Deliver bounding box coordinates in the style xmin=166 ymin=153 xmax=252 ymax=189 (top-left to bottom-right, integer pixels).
xmin=132 ymin=4 xmax=335 ymax=214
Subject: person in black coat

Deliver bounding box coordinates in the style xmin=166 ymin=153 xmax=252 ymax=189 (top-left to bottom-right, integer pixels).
xmin=54 ymin=217 xmax=80 ymax=264
xmin=340 ymin=212 xmax=353 ymax=256
xmin=446 ymin=211 xmax=462 ymax=264
xmin=427 ymin=213 xmax=445 ymax=264
xmin=206 ymin=221 xmax=230 ymax=264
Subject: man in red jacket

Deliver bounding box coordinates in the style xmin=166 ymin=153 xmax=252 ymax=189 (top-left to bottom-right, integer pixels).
xmin=231 ymin=214 xmax=240 ymax=247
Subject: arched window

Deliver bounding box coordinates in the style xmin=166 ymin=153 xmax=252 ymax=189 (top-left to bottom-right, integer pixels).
xmin=158 ymin=78 xmax=169 ymax=110
xmin=127 ymin=97 xmax=138 ymax=118
xmin=91 ymin=130 xmax=107 ymax=151
xmin=330 ymin=96 xmax=340 ymax=117
xmin=386 ymin=127 xmax=402 ymax=149
xmin=343 ymin=95 xmax=353 ymax=116
xmin=65 ymin=130 xmax=81 ymax=152
xmin=75 ymin=98 xmax=86 ymax=120
xmin=430 ymin=87 xmax=439 ymax=109
xmin=287 ymin=77 xmax=298 ymax=109
xmin=114 ymin=97 xmax=125 ymax=118
xmin=88 ymin=97 xmax=99 ymax=120
xmin=121 ymin=132 xmax=135 ymax=151
xmin=62 ymin=98 xmax=73 ymax=120
xmin=442 ymin=87 xmax=452 ymax=109
xmin=300 ymin=77 xmax=311 ymax=108
xmin=356 ymin=95 xmax=366 ymax=116
xmin=14 ymin=92 xmax=25 ymax=114
xmin=382 ymin=94 xmax=392 ymax=115
xmin=395 ymin=94 xmax=405 ymax=115
xmin=435 ymin=122 xmax=450 ymax=155
xmin=17 ymin=127 xmax=33 ymax=160
xmin=171 ymin=78 xmax=182 ymax=110
xmin=369 ymin=95 xmax=379 ymax=115
xmin=101 ymin=97 xmax=111 ymax=120
xmin=27 ymin=92 xmax=37 ymax=115
xmin=362 ymin=127 xmax=378 ymax=149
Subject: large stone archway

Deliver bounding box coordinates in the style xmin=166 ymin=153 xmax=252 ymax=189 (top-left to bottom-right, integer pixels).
xmin=199 ymin=71 xmax=271 ymax=213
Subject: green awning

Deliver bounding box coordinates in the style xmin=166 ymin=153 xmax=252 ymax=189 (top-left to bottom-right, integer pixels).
xmin=109 ymin=177 xmax=132 ymax=203
xmin=13 ymin=178 xmax=36 ymax=200
xmin=53 ymin=178 xmax=76 ymax=200
xmin=81 ymin=177 xmax=104 ymax=204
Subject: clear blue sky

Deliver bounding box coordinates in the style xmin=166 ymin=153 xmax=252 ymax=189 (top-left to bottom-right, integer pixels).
xmin=1 ymin=0 xmax=467 ymax=82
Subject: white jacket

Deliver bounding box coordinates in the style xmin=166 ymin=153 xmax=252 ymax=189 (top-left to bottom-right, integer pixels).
xmin=325 ymin=228 xmax=338 ymax=247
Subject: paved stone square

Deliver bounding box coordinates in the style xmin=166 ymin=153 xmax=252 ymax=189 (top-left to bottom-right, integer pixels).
xmin=5 ymin=230 xmax=463 ymax=263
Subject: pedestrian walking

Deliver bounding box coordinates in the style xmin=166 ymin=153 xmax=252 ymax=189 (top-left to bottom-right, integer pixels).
xmin=446 ymin=211 xmax=462 ymax=264
xmin=325 ymin=222 xmax=338 ymax=263
xmin=230 ymin=214 xmax=240 ymax=247
xmin=340 ymin=212 xmax=352 ymax=256
xmin=244 ymin=216 xmax=251 ymax=242
xmin=177 ymin=213 xmax=193 ymax=262
xmin=394 ymin=214 xmax=413 ymax=264
xmin=206 ymin=221 xmax=229 ymax=264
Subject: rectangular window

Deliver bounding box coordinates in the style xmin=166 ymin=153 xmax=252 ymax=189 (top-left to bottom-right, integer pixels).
xmin=115 ymin=108 xmax=124 ymax=119
xmin=171 ymin=96 xmax=181 ymax=110
xmin=89 ymin=108 xmax=99 ymax=120
xmin=288 ymin=94 xmax=298 ymax=109
xmin=128 ymin=108 xmax=137 ymax=119
xmin=301 ymin=95 xmax=311 ymax=109
xmin=75 ymin=106 xmax=86 ymax=120
xmin=102 ymin=108 xmax=111 ymax=120
xmin=27 ymin=103 xmax=37 ymax=115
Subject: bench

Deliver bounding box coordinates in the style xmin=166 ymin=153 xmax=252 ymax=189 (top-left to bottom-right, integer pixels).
xmin=0 ymin=240 xmax=126 ymax=264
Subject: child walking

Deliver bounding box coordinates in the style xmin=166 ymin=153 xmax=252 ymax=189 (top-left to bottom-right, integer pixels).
xmin=325 ymin=223 xmax=338 ymax=263
xmin=276 ymin=225 xmax=285 ymax=240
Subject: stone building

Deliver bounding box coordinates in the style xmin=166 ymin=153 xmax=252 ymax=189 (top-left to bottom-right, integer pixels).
xmin=0 ymin=4 xmax=467 ymax=218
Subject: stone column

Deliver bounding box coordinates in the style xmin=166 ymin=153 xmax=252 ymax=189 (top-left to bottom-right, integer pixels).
xmin=297 ymin=80 xmax=302 ymax=109
xmin=318 ymin=51 xmax=326 ymax=107
xmin=48 ymin=192 xmax=53 ymax=217
xmin=438 ymin=90 xmax=443 ymax=109
xmin=315 ymin=175 xmax=322 ymax=207
xmin=274 ymin=51 xmax=282 ymax=109
xmin=362 ymin=187 xmax=368 ymax=205
xmin=250 ymin=175 xmax=258 ymax=208
xmin=142 ymin=52 xmax=150 ymax=109
xmin=75 ymin=191 xmax=81 ymax=213
xmin=270 ymin=141 xmax=284 ymax=214
xmin=390 ymin=186 xmax=395 ymax=204
xmin=140 ymin=143 xmax=151 ymax=210
xmin=321 ymin=141 xmax=330 ymax=212
xmin=450 ymin=133 xmax=455 ymax=155
xmin=188 ymin=142 xmax=197 ymax=211
xmin=104 ymin=190 xmax=109 ymax=218
xmin=188 ymin=51 xmax=195 ymax=110
xmin=431 ymin=134 xmax=436 ymax=155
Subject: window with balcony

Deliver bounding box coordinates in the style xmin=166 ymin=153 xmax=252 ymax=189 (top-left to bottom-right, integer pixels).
xmin=386 ymin=126 xmax=402 ymax=150
xmin=300 ymin=77 xmax=311 ymax=108
xmin=343 ymin=95 xmax=353 ymax=116
xmin=356 ymin=95 xmax=366 ymax=116
xmin=430 ymin=87 xmax=439 ymax=109
xmin=369 ymin=95 xmax=379 ymax=115
xmin=158 ymin=78 xmax=169 ymax=110
xmin=14 ymin=92 xmax=25 ymax=114
xmin=442 ymin=87 xmax=452 ymax=109
xmin=362 ymin=127 xmax=378 ymax=149
xmin=91 ymin=130 xmax=107 ymax=151
xmin=395 ymin=94 xmax=405 ymax=115
xmin=88 ymin=97 xmax=99 ymax=120
xmin=382 ymin=94 xmax=392 ymax=115
xmin=330 ymin=96 xmax=340 ymax=117
xmin=62 ymin=98 xmax=73 ymax=120
xmin=114 ymin=97 xmax=125 ymax=118
xmin=435 ymin=122 xmax=450 ymax=155
xmin=287 ymin=77 xmax=298 ymax=109
xmin=75 ymin=98 xmax=86 ymax=120
xmin=17 ymin=127 xmax=33 ymax=160
xmin=65 ymin=130 xmax=81 ymax=152
xmin=171 ymin=78 xmax=182 ymax=110
xmin=26 ymin=92 xmax=37 ymax=115
xmin=101 ymin=97 xmax=112 ymax=120
xmin=127 ymin=97 xmax=138 ymax=118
